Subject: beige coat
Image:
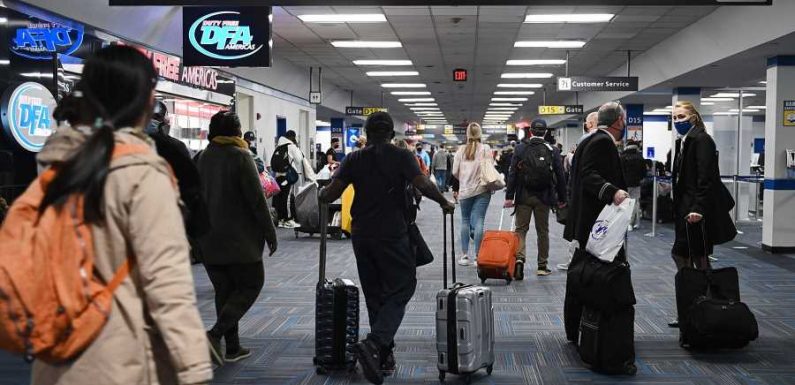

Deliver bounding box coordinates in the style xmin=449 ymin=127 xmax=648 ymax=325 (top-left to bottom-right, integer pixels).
xmin=32 ymin=127 xmax=212 ymax=385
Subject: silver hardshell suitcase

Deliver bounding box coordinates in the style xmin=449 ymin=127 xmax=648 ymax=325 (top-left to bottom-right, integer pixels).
xmin=436 ymin=213 xmax=495 ymax=383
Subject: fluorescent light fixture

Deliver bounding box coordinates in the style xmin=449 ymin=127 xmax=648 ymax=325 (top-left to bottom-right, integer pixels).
xmin=729 ymin=109 xmax=761 ymax=113
xmin=490 ymin=103 xmax=523 ymax=106
xmin=410 ymin=107 xmax=440 ymax=111
xmin=714 ymin=112 xmax=738 ymax=116
xmin=700 ymin=97 xmax=734 ymax=102
xmin=381 ymin=83 xmax=426 ymax=88
xmin=417 ymin=113 xmax=443 ymax=116
xmin=368 ymin=71 xmax=419 ymax=77
xmin=524 ymin=14 xmax=615 ymax=23
xmin=399 ymin=98 xmax=434 ymax=102
xmin=488 ymin=107 xmax=519 ymax=111
xmin=759 ymin=81 xmax=767 ymax=84
xmin=506 ymin=59 xmax=567 ymax=66
xmin=391 ymin=91 xmax=431 ymax=95
xmin=494 ymin=91 xmax=535 ymax=95
xmin=405 ymin=103 xmax=437 ymax=106
xmin=332 ymin=41 xmax=402 ymax=48
xmin=298 ymin=14 xmax=387 ymax=23
xmin=0 ymin=18 xmax=7 ymax=24
xmin=353 ymin=60 xmax=412 ymax=66
xmin=0 ymin=60 xmax=9 ymax=65
xmin=497 ymin=83 xmax=543 ymax=88
xmin=492 ymin=97 xmax=528 ymax=102
xmin=514 ymin=40 xmax=586 ymax=48
xmin=653 ymin=108 xmax=672 ymax=112
xmin=710 ymin=92 xmax=756 ymax=98
xmin=644 ymin=111 xmax=671 ymax=115
xmin=745 ymin=105 xmax=767 ymax=109
xmin=701 ymin=102 xmax=715 ymax=106
xmin=501 ymin=73 xmax=554 ymax=79
xmin=315 ymin=120 xmax=330 ymax=126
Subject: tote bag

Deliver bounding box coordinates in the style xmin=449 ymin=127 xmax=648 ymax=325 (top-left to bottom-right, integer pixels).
xmin=585 ymin=198 xmax=635 ymax=263
xmin=479 ymin=146 xmax=505 ymax=192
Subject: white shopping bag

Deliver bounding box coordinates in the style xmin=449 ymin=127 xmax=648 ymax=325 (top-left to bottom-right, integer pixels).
xmin=585 ymin=198 xmax=635 ymax=263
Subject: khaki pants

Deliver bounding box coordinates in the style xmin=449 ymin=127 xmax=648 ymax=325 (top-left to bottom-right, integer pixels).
xmin=514 ymin=195 xmax=550 ymax=269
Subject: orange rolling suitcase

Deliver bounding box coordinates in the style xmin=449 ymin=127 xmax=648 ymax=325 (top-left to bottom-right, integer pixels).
xmin=477 ymin=209 xmax=520 ymax=285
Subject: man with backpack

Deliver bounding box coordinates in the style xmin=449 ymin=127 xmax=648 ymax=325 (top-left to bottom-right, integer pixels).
xmin=505 ymin=119 xmax=567 ymax=279
xmin=621 ymin=140 xmax=647 ymax=231
xmin=271 ymin=130 xmax=305 ymax=228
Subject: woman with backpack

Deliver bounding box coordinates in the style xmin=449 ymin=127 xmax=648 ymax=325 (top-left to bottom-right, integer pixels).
xmin=20 ymin=46 xmax=212 ymax=384
xmin=452 ymin=123 xmax=494 ymax=266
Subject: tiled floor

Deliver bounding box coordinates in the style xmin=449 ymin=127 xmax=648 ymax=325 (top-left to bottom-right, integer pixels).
xmin=2 ymin=191 xmax=794 ymax=385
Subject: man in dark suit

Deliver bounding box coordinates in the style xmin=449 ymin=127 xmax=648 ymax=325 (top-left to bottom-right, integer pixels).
xmin=564 ymin=102 xmax=629 ymax=250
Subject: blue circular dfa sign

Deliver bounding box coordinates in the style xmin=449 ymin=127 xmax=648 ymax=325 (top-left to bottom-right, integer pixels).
xmin=1 ymin=82 xmax=57 ymax=152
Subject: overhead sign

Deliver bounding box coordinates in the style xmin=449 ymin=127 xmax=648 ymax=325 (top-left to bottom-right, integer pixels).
xmin=1 ymin=82 xmax=57 ymax=152
xmin=346 ymin=126 xmax=361 ymax=149
xmin=453 ymin=68 xmax=468 ymax=82
xmin=538 ymin=105 xmax=584 ymax=115
xmin=112 ymin=1 xmax=773 ymax=6
xmin=783 ymin=100 xmax=795 ymax=126
xmin=11 ymin=20 xmax=84 ymax=60
xmin=309 ymin=91 xmax=321 ymax=104
xmin=345 ymin=106 xmax=388 ymax=116
xmin=557 ymin=76 xmax=639 ymax=92
xmin=183 ymin=6 xmax=272 ymax=67
xmin=626 ymin=104 xmax=643 ymax=141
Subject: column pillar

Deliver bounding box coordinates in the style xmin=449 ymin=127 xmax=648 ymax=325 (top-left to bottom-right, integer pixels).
xmin=762 ymin=56 xmax=795 ymax=253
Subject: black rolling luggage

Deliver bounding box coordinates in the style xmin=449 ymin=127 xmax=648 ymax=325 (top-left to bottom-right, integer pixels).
xmin=578 ymin=306 xmax=637 ymax=375
xmin=314 ymin=203 xmax=360 ymax=374
xmin=564 ymin=248 xmax=587 ymax=342
xmin=675 ymin=223 xmax=758 ymax=350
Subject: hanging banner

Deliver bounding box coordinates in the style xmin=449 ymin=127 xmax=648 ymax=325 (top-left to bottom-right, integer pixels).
xmin=557 ymin=76 xmax=638 ymax=92
xmin=183 ymin=6 xmax=272 ymax=67
xmin=625 ymin=104 xmax=643 ymax=141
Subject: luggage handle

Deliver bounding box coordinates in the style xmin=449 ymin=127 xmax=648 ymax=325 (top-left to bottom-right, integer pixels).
xmin=442 ymin=211 xmax=456 ymax=289
xmin=319 ymin=200 xmax=328 ymax=284
xmin=497 ymin=207 xmax=515 ymax=232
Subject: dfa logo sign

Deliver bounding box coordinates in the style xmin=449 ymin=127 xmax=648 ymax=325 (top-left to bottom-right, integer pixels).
xmin=11 ymin=21 xmax=84 ymax=60
xmin=183 ymin=7 xmax=272 ymax=67
xmin=1 ymin=82 xmax=57 ymax=152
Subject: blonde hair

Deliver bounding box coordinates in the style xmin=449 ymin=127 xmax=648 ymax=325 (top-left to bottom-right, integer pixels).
xmin=675 ymin=101 xmax=706 ymax=129
xmin=464 ymin=122 xmax=482 ymax=161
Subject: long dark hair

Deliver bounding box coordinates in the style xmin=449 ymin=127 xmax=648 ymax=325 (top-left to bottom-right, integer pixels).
xmin=41 ymin=45 xmax=158 ymax=223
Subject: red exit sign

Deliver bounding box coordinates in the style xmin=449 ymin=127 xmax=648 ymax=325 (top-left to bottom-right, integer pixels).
xmin=453 ymin=68 xmax=468 ymax=82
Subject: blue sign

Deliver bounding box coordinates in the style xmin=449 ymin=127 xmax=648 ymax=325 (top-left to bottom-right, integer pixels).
xmin=183 ymin=7 xmax=272 ymax=67
xmin=11 ymin=21 xmax=84 ymax=60
xmin=625 ymin=104 xmax=643 ymax=141
xmin=646 ymin=147 xmax=655 ymax=159
xmin=346 ymin=127 xmax=361 ymax=149
xmin=1 ymin=82 xmax=57 ymax=152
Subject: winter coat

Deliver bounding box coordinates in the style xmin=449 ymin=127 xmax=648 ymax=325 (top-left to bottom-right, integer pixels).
xmin=32 ymin=127 xmax=212 ymax=385
xmin=197 ymin=140 xmax=277 ymax=265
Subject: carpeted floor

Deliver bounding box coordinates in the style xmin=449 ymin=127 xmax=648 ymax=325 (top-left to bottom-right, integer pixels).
xmin=1 ymin=191 xmax=793 ymax=385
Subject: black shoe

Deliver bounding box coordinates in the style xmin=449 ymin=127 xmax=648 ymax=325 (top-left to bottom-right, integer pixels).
xmin=380 ymin=350 xmax=396 ymax=376
xmin=225 ymin=347 xmax=252 ymax=363
xmin=206 ymin=332 xmax=224 ymax=367
xmin=515 ymin=261 xmax=524 ymax=281
xmin=668 ymin=320 xmax=679 ymax=328
xmin=354 ymin=340 xmax=384 ymax=385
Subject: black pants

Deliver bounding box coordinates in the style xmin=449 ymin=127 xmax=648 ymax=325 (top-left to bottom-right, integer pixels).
xmin=352 ymin=234 xmax=417 ymax=350
xmin=273 ymin=182 xmax=295 ymax=221
xmin=204 ymin=261 xmax=264 ymax=351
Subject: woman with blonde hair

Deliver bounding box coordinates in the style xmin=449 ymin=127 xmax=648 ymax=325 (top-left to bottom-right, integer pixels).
xmin=452 ymin=123 xmax=494 ymax=266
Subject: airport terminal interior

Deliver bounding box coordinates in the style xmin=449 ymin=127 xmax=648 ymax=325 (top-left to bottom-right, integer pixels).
xmin=1 ymin=0 xmax=795 ymax=384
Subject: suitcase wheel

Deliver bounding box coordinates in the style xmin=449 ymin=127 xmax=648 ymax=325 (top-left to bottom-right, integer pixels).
xmin=315 ymin=366 xmax=327 ymax=375
xmin=487 ymin=365 xmax=493 ymax=375
xmin=294 ymin=231 xmax=299 ymax=239
xmin=438 ymin=370 xmax=445 ymax=382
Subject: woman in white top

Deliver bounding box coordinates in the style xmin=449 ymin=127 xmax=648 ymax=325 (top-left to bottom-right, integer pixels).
xmin=452 ymin=123 xmax=494 ymax=266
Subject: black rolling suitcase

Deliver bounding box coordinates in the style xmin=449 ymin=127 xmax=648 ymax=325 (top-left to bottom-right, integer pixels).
xmin=564 ymin=248 xmax=587 ymax=342
xmin=314 ymin=203 xmax=360 ymax=374
xmin=578 ymin=306 xmax=637 ymax=375
xmin=675 ymin=223 xmax=758 ymax=350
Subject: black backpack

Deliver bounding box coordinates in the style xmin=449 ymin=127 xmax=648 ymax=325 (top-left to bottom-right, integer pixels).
xmin=518 ymin=140 xmax=554 ymax=191
xmin=270 ymin=144 xmax=291 ymax=173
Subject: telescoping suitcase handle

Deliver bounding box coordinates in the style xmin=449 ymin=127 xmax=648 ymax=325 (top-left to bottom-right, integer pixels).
xmin=685 ymin=220 xmax=710 ymax=271
xmin=442 ymin=211 xmax=456 ymax=289
xmin=497 ymin=207 xmax=515 ymax=231
xmin=319 ymin=200 xmax=328 ymax=284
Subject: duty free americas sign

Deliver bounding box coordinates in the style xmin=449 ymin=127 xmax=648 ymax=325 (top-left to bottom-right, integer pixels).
xmin=112 ymin=1 xmax=771 ymax=5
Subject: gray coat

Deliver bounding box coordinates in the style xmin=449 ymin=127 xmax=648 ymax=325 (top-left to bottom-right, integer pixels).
xmin=198 ymin=142 xmax=276 ymax=265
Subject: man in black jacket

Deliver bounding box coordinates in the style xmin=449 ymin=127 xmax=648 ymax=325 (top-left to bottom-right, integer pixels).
xmin=505 ymin=119 xmax=567 ymax=279
xmin=564 ymin=102 xmax=630 ymax=250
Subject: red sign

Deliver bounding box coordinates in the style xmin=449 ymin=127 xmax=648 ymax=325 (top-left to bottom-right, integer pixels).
xmin=453 ymin=68 xmax=468 ymax=82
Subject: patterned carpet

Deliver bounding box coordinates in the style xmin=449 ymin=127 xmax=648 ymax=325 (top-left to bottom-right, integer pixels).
xmin=1 ymin=192 xmax=794 ymax=385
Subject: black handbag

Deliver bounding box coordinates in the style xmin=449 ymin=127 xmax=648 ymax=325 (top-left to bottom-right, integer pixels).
xmin=576 ymin=251 xmax=636 ymax=313
xmin=408 ymin=223 xmax=434 ymax=267
xmin=554 ymin=205 xmax=568 ymax=225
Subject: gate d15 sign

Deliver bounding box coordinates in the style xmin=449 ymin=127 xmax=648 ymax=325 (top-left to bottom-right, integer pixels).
xmin=183 ymin=6 xmax=272 ymax=67
xmin=1 ymin=82 xmax=57 ymax=152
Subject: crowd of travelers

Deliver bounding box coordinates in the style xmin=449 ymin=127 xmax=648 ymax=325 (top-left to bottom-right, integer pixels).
xmin=0 ymin=46 xmax=740 ymax=385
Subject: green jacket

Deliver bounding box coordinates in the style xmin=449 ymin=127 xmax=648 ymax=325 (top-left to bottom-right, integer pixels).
xmin=197 ymin=142 xmax=276 ymax=265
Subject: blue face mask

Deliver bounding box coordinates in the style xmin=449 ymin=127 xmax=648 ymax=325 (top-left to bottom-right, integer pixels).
xmin=674 ymin=120 xmax=693 ymax=136
xmin=144 ymin=120 xmax=160 ymax=135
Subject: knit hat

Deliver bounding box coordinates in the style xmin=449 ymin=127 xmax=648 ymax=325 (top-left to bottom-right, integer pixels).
xmin=467 ymin=123 xmax=482 ymax=140
xmin=365 ymin=111 xmax=394 ymax=134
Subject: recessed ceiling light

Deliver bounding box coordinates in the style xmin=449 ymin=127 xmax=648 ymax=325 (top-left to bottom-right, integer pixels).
xmin=391 ymin=91 xmax=431 ymax=95
xmin=524 ymin=14 xmax=615 ymax=24
xmin=700 ymin=97 xmax=734 ymax=102
xmin=381 ymin=83 xmax=426 ymax=88
xmin=494 ymin=91 xmax=535 ymax=95
xmin=332 ymin=41 xmax=402 ymax=48
xmin=497 ymin=83 xmax=544 ymax=88
xmin=506 ymin=59 xmax=567 ymax=66
xmin=399 ymin=98 xmax=434 ymax=102
xmin=298 ymin=14 xmax=387 ymax=23
xmin=410 ymin=107 xmax=440 ymax=111
xmin=501 ymin=73 xmax=554 ymax=79
xmin=405 ymin=103 xmax=437 ymax=106
xmin=746 ymin=105 xmax=767 ymax=109
xmin=353 ymin=60 xmax=413 ymax=66
xmin=514 ymin=40 xmax=586 ymax=48
xmin=492 ymin=97 xmax=528 ymax=102
xmin=368 ymin=71 xmax=419 ymax=77
xmin=490 ymin=103 xmax=523 ymax=106
xmin=710 ymin=92 xmax=756 ymax=98
xmin=701 ymin=102 xmax=715 ymax=106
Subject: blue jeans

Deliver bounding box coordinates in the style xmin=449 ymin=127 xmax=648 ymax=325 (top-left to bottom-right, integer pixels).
xmin=434 ymin=170 xmax=447 ymax=191
xmin=459 ymin=192 xmax=492 ymax=258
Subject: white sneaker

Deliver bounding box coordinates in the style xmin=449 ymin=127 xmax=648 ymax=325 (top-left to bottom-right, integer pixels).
xmin=285 ymin=220 xmax=300 ymax=228
xmin=627 ymin=225 xmax=634 ymax=232
xmin=708 ymin=255 xmax=718 ymax=262
xmin=277 ymin=220 xmax=288 ymax=228
xmin=557 ymin=263 xmax=570 ymax=271
xmin=457 ymin=255 xmax=473 ymax=266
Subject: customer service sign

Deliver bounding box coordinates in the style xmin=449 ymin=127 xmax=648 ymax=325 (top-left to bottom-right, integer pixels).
xmin=183 ymin=7 xmax=272 ymax=67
